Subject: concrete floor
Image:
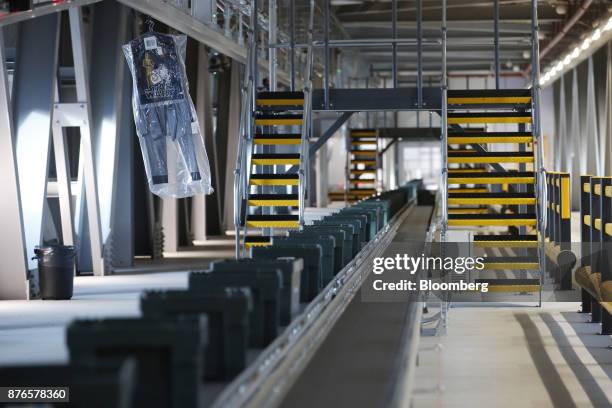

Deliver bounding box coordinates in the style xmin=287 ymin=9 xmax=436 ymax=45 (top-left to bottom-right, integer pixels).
xmin=1 ymin=214 xmax=606 ymax=406
xmin=0 ymin=271 xmax=191 ymax=366
xmin=0 ymin=237 xmax=236 ymax=367
xmin=414 ymin=303 xmax=612 ymax=408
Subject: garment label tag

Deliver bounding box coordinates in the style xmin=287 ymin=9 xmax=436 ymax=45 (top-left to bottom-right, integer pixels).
xmin=144 ymin=36 xmax=158 ymax=50
xmin=191 ymin=121 xmax=199 ymax=134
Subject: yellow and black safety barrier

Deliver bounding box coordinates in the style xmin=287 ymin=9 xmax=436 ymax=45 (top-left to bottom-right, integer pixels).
xmin=576 ymin=174 xmax=612 ymax=334
xmin=544 ymin=172 xmax=573 ymax=290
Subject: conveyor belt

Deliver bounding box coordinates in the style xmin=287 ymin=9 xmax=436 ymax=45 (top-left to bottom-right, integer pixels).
xmin=279 ymin=206 xmax=433 ymax=408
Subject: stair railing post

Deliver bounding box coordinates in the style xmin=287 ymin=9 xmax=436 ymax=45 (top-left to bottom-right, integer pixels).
xmin=289 ymin=0 xmax=296 ymax=91
xmin=234 ymin=48 xmax=253 ymax=258
xmin=441 ymin=0 xmax=448 ymax=234
xmin=494 ymin=0 xmax=500 ymax=89
xmin=299 ymin=0 xmax=315 ymax=228
xmin=233 ymin=1 xmax=259 ymax=258
xmin=531 ymin=0 xmax=547 ymax=306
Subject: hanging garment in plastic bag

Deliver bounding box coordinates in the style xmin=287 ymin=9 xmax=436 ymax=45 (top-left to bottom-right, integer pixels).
xmin=123 ymin=31 xmax=213 ymax=198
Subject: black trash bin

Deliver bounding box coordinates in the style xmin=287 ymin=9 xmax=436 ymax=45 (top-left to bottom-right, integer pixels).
xmin=33 ymin=246 xmax=76 ymax=300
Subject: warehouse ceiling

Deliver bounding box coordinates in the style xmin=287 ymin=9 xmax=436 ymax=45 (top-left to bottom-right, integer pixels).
xmin=326 ymin=0 xmax=612 ymax=79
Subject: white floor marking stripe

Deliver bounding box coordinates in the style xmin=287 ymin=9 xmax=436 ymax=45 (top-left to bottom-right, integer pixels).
xmin=551 ymin=311 xmax=612 ymax=404
xmin=532 ymin=314 xmax=592 ymax=406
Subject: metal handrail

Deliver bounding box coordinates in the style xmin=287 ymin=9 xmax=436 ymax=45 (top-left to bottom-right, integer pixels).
xmin=531 ymin=0 xmax=546 ymax=306
xmin=298 ymin=0 xmax=316 ymax=228
xmin=233 ymin=30 xmax=256 ymax=258
xmin=440 ymin=0 xmax=448 ymax=234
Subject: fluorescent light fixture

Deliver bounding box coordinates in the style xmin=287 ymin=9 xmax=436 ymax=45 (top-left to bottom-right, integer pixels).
xmin=570 ymin=47 xmax=580 ymax=59
xmin=563 ymin=55 xmax=571 ymax=65
xmin=540 ymin=14 xmax=611 ymax=87
xmin=581 ymin=38 xmax=591 ymax=50
xmin=330 ymin=0 xmax=363 ymax=4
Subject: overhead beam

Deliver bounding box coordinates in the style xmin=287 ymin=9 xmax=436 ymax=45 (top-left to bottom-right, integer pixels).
xmin=311 ymin=88 xmax=441 ymax=111
xmin=117 ymin=0 xmax=290 ymax=83
xmin=335 ymin=3 xmax=561 ymax=21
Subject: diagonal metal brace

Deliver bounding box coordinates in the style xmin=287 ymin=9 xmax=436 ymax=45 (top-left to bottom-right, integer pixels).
xmin=447 ymin=122 xmax=506 ymax=173
xmin=309 ymin=111 xmax=354 ymax=158
xmin=288 ymin=111 xmax=354 ymax=173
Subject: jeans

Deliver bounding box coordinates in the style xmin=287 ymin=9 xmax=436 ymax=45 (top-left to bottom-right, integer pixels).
xmin=137 ymin=100 xmax=201 ymax=184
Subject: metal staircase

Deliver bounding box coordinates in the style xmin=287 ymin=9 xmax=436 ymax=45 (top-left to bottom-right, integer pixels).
xmin=443 ymin=89 xmax=543 ymax=296
xmin=346 ymin=129 xmax=379 ymax=202
xmin=233 ymin=0 xmax=314 ymax=257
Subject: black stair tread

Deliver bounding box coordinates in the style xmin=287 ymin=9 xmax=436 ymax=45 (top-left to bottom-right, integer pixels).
xmin=248 ymin=215 xmax=299 ymax=220
xmin=447 ymin=171 xmax=534 ymax=178
xmin=257 ymin=91 xmax=304 ymax=99
xmin=349 ymin=188 xmax=377 ymax=192
xmin=350 ymin=149 xmax=377 ymax=153
xmin=252 ymin=153 xmax=301 ymax=158
xmin=474 ymin=234 xmax=538 ymax=242
xmin=448 ymin=89 xmax=531 ymax=98
xmin=254 ymin=133 xmax=301 ymax=139
xmin=248 ymin=194 xmax=299 ymax=199
xmin=449 ymin=213 xmax=536 ymax=219
xmin=482 ymin=256 xmax=540 ymax=262
xmin=244 ymin=236 xmax=272 ymax=243
xmin=474 ymin=278 xmax=540 ymax=285
xmin=448 ymin=131 xmax=532 ymax=137
xmin=250 ymin=174 xmax=299 ymax=179
xmin=448 ymin=151 xmax=533 ymax=157
xmin=448 ymin=192 xmax=535 ymax=198
xmin=255 ymin=113 xmax=303 ymax=119
xmin=448 ymin=112 xmax=532 ymax=118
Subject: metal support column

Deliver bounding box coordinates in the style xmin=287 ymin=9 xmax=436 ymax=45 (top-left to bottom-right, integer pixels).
xmin=162 ymin=198 xmax=179 ymax=253
xmin=213 ymin=62 xmax=234 ymax=232
xmin=223 ymin=61 xmax=243 ymax=232
xmin=289 ymin=0 xmax=296 ymax=91
xmin=68 ymin=8 xmax=105 ymax=276
xmin=416 ymin=0 xmax=422 ymax=127
xmin=531 ymin=0 xmax=546 ymax=306
xmin=193 ymin=43 xmax=215 ymax=241
xmin=268 ymin=0 xmax=277 ymax=91
xmin=494 ymin=0 xmax=500 ymax=89
xmin=0 ymin=29 xmax=29 ymax=299
xmin=324 ymin=0 xmax=330 ymax=108
xmin=13 ymin=14 xmax=60 ymax=274
xmin=391 ymin=0 xmax=398 ymax=88
xmin=441 ymin=0 xmax=448 ymax=238
xmin=251 ymin=0 xmax=259 ymax=95
xmin=89 ymin=1 xmax=132 ymax=268
xmin=51 ymin=88 xmax=75 ymax=247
